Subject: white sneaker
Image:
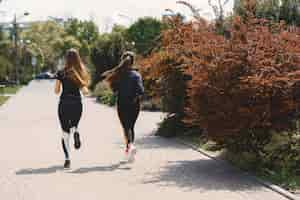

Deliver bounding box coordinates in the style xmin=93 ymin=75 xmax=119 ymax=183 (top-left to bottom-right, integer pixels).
xmin=121 ymin=147 xmax=129 ymax=163
xmin=128 ymin=144 xmax=137 ymax=163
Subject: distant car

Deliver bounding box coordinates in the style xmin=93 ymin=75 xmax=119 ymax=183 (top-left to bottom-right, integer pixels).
xmin=0 ymin=80 xmax=17 ymax=85
xmin=35 ymin=72 xmax=55 ymax=80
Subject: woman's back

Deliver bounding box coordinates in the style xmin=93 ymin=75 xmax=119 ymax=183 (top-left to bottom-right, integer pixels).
xmin=56 ymin=70 xmax=81 ymax=100
xmin=117 ymin=69 xmax=144 ymax=104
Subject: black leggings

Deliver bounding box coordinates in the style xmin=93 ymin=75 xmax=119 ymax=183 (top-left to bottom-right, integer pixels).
xmin=117 ymin=100 xmax=140 ymax=145
xmin=58 ymin=100 xmax=82 ymax=133
xmin=58 ymin=100 xmax=82 ymax=160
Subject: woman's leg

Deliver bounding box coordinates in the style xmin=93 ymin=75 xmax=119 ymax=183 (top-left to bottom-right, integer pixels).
xmin=70 ymin=101 xmax=83 ymax=149
xmin=70 ymin=101 xmax=82 ymax=128
xmin=62 ymin=131 xmax=70 ymax=160
xmin=129 ymin=101 xmax=141 ymax=144
xmin=117 ymin=103 xmax=131 ymax=147
xmin=58 ymin=102 xmax=72 ymax=164
xmin=124 ymin=101 xmax=140 ymax=162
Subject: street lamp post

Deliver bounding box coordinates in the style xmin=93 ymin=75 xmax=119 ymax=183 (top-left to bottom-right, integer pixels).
xmin=13 ymin=12 xmax=29 ymax=85
xmin=13 ymin=14 xmax=19 ymax=84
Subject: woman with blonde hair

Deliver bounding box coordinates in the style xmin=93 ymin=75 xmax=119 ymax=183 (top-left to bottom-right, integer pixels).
xmin=55 ymin=49 xmax=90 ymax=169
xmin=105 ymin=51 xmax=144 ymax=162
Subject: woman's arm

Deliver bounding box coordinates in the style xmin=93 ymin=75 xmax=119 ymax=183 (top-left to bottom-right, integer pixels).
xmin=133 ymin=73 xmax=144 ymax=103
xmin=54 ymin=80 xmax=61 ymax=95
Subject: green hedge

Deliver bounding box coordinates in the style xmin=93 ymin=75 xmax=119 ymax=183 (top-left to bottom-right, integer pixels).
xmin=93 ymin=82 xmax=116 ymax=106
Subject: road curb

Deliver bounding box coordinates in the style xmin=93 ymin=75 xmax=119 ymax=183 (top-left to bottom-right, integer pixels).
xmin=176 ymin=138 xmax=299 ymax=200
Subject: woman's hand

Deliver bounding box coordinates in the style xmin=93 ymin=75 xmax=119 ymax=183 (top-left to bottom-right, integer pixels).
xmin=81 ymin=86 xmax=90 ymax=96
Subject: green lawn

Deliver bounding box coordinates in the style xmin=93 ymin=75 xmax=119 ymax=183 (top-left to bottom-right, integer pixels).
xmin=258 ymin=170 xmax=300 ymax=192
xmin=2 ymin=85 xmax=21 ymax=94
xmin=0 ymin=85 xmax=21 ymax=106
xmin=0 ymin=96 xmax=9 ymax=106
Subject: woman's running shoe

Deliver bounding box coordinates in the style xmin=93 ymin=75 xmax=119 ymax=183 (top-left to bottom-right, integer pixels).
xmin=121 ymin=147 xmax=130 ymax=163
xmin=128 ymin=144 xmax=137 ymax=163
xmin=64 ymin=160 xmax=71 ymax=169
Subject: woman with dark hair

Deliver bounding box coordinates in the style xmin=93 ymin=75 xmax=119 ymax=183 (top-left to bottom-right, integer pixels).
xmin=55 ymin=49 xmax=90 ymax=169
xmin=105 ymin=51 xmax=144 ymax=162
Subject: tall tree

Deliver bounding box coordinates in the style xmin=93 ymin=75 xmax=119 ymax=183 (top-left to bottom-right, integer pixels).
xmin=256 ymin=0 xmax=281 ymax=21
xmin=90 ymin=25 xmax=131 ymax=88
xmin=23 ymin=21 xmax=80 ymax=71
xmin=126 ymin=17 xmax=163 ymax=56
xmin=0 ymin=26 xmax=14 ymax=81
xmin=64 ymin=18 xmax=99 ymax=58
xmin=279 ymin=0 xmax=300 ymax=26
xmin=234 ymin=0 xmax=300 ymax=26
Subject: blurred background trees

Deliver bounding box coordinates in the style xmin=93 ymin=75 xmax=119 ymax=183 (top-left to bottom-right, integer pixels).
xmin=234 ymin=0 xmax=300 ymax=26
xmin=126 ymin=17 xmax=164 ymax=56
xmin=0 ymin=14 xmax=163 ymax=86
xmin=0 ymin=26 xmax=13 ymax=82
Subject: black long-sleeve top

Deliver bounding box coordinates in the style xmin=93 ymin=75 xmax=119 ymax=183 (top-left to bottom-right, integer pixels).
xmin=117 ymin=69 xmax=144 ymax=104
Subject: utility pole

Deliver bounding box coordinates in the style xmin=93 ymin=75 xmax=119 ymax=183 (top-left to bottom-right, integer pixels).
xmin=12 ymin=12 xmax=29 ymax=85
xmin=13 ymin=14 xmax=19 ymax=84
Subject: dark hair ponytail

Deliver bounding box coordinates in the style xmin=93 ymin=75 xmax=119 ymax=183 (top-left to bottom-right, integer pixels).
xmin=104 ymin=51 xmax=136 ymax=91
xmin=122 ymin=55 xmax=134 ymax=68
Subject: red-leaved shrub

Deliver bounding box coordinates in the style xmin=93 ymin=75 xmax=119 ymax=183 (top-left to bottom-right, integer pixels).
xmin=186 ymin=12 xmax=300 ymax=139
xmin=140 ymin=0 xmax=300 ymax=147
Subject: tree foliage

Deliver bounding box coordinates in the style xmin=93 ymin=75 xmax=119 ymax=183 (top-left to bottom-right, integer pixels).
xmin=0 ymin=55 xmax=13 ymax=81
xmin=22 ymin=21 xmax=67 ymax=71
xmin=279 ymin=0 xmax=300 ymax=26
xmin=22 ymin=20 xmax=87 ymax=72
xmin=235 ymin=0 xmax=300 ymax=26
xmin=0 ymin=26 xmax=14 ymax=81
xmin=126 ymin=17 xmax=163 ymax=56
xmin=90 ymin=26 xmax=132 ymax=88
xmin=137 ymin=17 xmax=189 ymax=116
xmin=64 ymin=18 xmax=99 ymax=58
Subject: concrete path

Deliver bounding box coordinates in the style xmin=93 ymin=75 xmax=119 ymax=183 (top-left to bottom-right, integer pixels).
xmin=0 ymin=80 xmax=292 ymax=200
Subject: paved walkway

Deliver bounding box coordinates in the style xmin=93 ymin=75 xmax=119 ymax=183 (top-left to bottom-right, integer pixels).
xmin=0 ymin=80 xmax=292 ymax=200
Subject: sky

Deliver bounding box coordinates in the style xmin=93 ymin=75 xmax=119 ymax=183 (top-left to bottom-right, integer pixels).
xmin=0 ymin=0 xmax=234 ymax=32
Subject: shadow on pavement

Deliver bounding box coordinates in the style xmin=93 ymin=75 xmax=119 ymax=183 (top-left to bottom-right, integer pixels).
xmin=70 ymin=162 xmax=131 ymax=174
xmin=16 ymin=165 xmax=64 ymax=175
xmin=142 ymin=159 xmax=261 ymax=192
xmin=134 ymin=134 xmax=188 ymax=150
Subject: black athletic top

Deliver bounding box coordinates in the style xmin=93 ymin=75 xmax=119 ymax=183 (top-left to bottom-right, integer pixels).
xmin=56 ymin=70 xmax=81 ymax=101
xmin=117 ymin=69 xmax=144 ymax=104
